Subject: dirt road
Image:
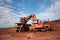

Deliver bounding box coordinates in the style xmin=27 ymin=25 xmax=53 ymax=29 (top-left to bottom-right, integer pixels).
xmin=0 ymin=30 xmax=60 ymax=40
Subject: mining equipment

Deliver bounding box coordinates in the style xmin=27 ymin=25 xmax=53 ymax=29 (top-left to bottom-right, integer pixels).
xmin=15 ymin=14 xmax=52 ymax=32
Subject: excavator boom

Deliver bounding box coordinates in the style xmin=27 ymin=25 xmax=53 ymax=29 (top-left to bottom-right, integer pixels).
xmin=20 ymin=14 xmax=37 ymax=24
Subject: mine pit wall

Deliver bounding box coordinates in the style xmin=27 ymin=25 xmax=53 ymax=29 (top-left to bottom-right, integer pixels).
xmin=51 ymin=20 xmax=60 ymax=31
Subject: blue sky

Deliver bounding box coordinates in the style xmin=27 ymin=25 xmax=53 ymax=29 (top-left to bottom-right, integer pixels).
xmin=0 ymin=0 xmax=60 ymax=28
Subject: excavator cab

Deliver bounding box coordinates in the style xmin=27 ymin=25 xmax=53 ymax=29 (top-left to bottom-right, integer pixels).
xmin=32 ymin=19 xmax=42 ymax=24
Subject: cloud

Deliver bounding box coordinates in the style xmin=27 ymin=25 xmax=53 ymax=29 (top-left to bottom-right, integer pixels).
xmin=5 ymin=0 xmax=13 ymax=3
xmin=17 ymin=10 xmax=27 ymax=17
xmin=0 ymin=0 xmax=28 ymax=28
xmin=0 ymin=5 xmax=27 ymax=28
xmin=37 ymin=0 xmax=60 ymax=21
xmin=0 ymin=0 xmax=14 ymax=4
xmin=0 ymin=0 xmax=27 ymax=28
xmin=0 ymin=6 xmax=18 ymax=28
xmin=54 ymin=0 xmax=60 ymax=11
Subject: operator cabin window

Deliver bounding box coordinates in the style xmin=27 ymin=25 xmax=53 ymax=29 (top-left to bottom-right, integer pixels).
xmin=32 ymin=20 xmax=37 ymax=24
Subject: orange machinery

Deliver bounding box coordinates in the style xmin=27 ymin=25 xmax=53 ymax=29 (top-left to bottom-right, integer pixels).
xmin=30 ymin=20 xmax=51 ymax=31
xmin=15 ymin=14 xmax=52 ymax=32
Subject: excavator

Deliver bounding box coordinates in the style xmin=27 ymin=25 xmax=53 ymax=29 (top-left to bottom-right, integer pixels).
xmin=15 ymin=14 xmax=52 ymax=32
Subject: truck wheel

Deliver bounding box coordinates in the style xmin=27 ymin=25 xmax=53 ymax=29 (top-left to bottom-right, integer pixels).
xmin=21 ymin=28 xmax=25 ymax=32
xmin=33 ymin=29 xmax=37 ymax=32
xmin=41 ymin=29 xmax=46 ymax=32
xmin=48 ymin=28 xmax=53 ymax=32
xmin=17 ymin=27 xmax=20 ymax=29
xmin=42 ymin=26 xmax=49 ymax=32
xmin=16 ymin=30 xmax=19 ymax=32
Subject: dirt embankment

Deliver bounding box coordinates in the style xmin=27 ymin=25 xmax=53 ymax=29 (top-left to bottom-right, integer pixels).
xmin=51 ymin=20 xmax=60 ymax=31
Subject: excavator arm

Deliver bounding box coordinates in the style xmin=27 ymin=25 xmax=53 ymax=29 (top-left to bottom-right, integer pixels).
xmin=20 ymin=14 xmax=37 ymax=24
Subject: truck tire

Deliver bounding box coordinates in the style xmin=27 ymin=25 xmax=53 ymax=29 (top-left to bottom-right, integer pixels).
xmin=42 ymin=26 xmax=49 ymax=32
xmin=33 ymin=29 xmax=37 ymax=32
xmin=48 ymin=28 xmax=53 ymax=32
xmin=17 ymin=27 xmax=20 ymax=29
xmin=16 ymin=30 xmax=19 ymax=32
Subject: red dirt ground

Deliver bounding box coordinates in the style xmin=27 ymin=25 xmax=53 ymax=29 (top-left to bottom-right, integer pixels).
xmin=0 ymin=20 xmax=60 ymax=40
